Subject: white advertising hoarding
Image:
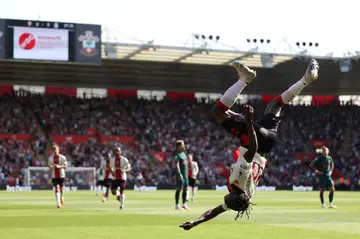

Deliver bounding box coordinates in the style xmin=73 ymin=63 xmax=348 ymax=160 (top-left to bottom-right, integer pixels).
xmin=13 ymin=26 xmax=69 ymax=61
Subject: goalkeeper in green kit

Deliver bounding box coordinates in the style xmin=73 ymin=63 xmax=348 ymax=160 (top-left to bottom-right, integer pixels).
xmin=174 ymin=140 xmax=189 ymax=210
xmin=310 ymin=146 xmax=337 ymax=208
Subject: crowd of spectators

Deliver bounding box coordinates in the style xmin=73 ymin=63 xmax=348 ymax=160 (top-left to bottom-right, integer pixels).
xmin=19 ymin=94 xmax=137 ymax=136
xmin=0 ymin=95 xmax=38 ymax=135
xmin=0 ymin=137 xmax=47 ymax=186
xmin=1 ymin=93 xmax=360 ymax=189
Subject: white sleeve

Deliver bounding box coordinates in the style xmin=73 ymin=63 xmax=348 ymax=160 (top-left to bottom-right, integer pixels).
xmin=194 ymin=162 xmax=199 ymax=174
xmin=61 ymin=155 xmax=68 ymax=166
xmin=123 ymin=158 xmax=131 ymax=171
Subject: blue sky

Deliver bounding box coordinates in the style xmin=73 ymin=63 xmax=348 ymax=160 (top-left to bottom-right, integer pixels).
xmin=3 ymin=0 xmax=359 ymax=57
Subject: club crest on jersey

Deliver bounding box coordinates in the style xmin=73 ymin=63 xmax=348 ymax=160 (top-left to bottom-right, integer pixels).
xmin=240 ymin=164 xmax=250 ymax=170
xmin=78 ymin=30 xmax=100 ymax=57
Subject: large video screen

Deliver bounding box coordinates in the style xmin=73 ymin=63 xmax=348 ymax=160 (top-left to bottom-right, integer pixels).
xmin=13 ymin=27 xmax=69 ymax=61
xmin=1 ymin=18 xmax=101 ymax=64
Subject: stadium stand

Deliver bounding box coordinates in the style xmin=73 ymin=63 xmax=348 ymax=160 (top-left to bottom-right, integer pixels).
xmin=1 ymin=88 xmax=359 ymax=189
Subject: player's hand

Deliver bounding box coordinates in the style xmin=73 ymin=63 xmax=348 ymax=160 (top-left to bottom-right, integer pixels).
xmin=243 ymin=105 xmax=254 ymax=122
xmin=316 ymin=170 xmax=323 ymax=175
xmin=55 ymin=164 xmax=62 ymax=169
xmin=179 ymin=174 xmax=184 ymax=181
xmin=179 ymin=221 xmax=194 ymax=230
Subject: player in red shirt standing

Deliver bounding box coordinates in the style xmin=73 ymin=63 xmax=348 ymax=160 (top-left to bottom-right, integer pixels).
xmin=101 ymin=157 xmax=114 ymax=202
xmin=48 ymin=144 xmax=68 ymax=208
xmin=110 ymin=147 xmax=131 ymax=210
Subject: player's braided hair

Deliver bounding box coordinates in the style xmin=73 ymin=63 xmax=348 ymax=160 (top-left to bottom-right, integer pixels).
xmin=224 ymin=189 xmax=256 ymax=221
xmin=234 ymin=202 xmax=256 ymax=221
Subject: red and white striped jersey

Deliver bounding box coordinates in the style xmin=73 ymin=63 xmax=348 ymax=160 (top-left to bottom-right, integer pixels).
xmin=110 ymin=155 xmax=131 ymax=180
xmin=48 ymin=154 xmax=67 ymax=179
xmin=228 ymin=146 xmax=266 ymax=199
xmin=188 ymin=161 xmax=199 ymax=179
xmin=103 ymin=159 xmax=113 ymax=180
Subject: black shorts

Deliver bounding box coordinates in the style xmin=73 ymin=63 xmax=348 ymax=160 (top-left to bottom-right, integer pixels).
xmin=104 ymin=179 xmax=112 ymax=187
xmin=111 ymin=180 xmax=126 ymax=190
xmin=189 ymin=178 xmax=196 ymax=187
xmin=52 ymin=178 xmax=65 ymax=187
xmin=96 ymin=180 xmax=105 ymax=186
xmin=221 ymin=114 xmax=280 ymax=153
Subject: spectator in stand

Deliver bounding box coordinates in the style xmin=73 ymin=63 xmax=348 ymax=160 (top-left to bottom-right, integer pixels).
xmin=1 ymin=92 xmax=359 ymax=189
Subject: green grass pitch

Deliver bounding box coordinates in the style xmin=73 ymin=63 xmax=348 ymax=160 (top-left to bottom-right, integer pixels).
xmin=1 ymin=190 xmax=360 ymax=239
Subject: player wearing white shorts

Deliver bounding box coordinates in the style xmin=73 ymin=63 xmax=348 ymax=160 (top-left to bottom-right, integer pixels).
xmin=48 ymin=144 xmax=68 ymax=208
xmin=180 ymin=105 xmax=261 ymax=230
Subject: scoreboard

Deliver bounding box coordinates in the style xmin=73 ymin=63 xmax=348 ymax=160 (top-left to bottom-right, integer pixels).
xmin=0 ymin=18 xmax=101 ymax=64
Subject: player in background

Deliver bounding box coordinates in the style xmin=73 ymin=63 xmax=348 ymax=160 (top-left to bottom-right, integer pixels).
xmin=187 ymin=154 xmax=199 ymax=202
xmin=180 ymin=105 xmax=259 ymax=230
xmin=95 ymin=166 xmax=105 ymax=196
xmin=110 ymin=147 xmax=131 ymax=210
xmin=48 ymin=144 xmax=68 ymax=208
xmin=174 ymin=140 xmax=189 ymax=210
xmin=310 ymin=146 xmax=336 ymax=208
xmin=135 ymin=171 xmax=144 ymax=190
xmin=102 ymin=157 xmax=114 ymax=202
xmin=212 ymin=59 xmax=319 ymax=155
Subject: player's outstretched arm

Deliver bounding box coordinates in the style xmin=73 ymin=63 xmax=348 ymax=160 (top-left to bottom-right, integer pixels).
xmin=180 ymin=204 xmax=226 ymax=230
xmin=243 ymin=105 xmax=258 ymax=163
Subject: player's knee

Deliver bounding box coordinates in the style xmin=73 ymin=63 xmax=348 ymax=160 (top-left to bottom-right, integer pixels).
xmin=212 ymin=105 xmax=226 ymax=122
xmin=55 ymin=185 xmax=60 ymax=193
xmin=111 ymin=189 xmax=117 ymax=195
xmin=264 ymin=96 xmax=283 ymax=115
xmin=330 ymin=188 xmax=335 ymax=193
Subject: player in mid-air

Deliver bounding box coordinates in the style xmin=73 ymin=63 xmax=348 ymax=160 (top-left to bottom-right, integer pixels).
xmin=212 ymin=59 xmax=319 ymax=155
xmin=174 ymin=140 xmax=189 ymax=210
xmin=180 ymin=105 xmax=258 ymax=230
xmin=187 ymin=154 xmax=199 ymax=202
xmin=179 ymin=59 xmax=320 ymax=230
xmin=110 ymin=147 xmax=131 ymax=210
xmin=48 ymin=144 xmax=68 ymax=208
xmin=310 ymin=146 xmax=336 ymax=208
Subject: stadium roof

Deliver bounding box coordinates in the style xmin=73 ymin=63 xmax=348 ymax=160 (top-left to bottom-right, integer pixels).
xmin=101 ymin=42 xmax=296 ymax=67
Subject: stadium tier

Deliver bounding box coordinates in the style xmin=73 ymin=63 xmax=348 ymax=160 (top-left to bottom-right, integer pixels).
xmin=1 ymin=56 xmax=360 ymax=95
xmin=0 ymin=90 xmax=359 ymax=190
